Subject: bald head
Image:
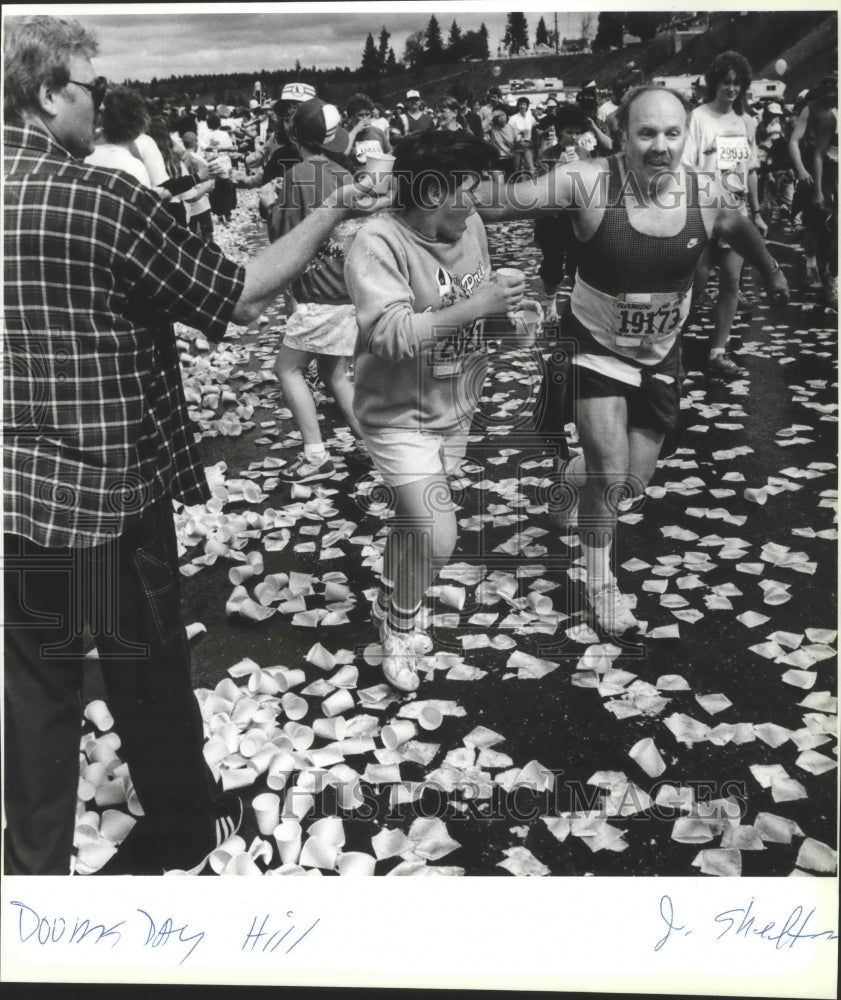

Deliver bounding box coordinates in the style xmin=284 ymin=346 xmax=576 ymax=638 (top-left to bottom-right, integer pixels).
xmin=620 ymin=87 xmax=689 ymax=181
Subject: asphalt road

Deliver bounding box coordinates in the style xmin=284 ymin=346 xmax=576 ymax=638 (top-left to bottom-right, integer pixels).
xmin=81 ymin=197 xmax=837 ymax=878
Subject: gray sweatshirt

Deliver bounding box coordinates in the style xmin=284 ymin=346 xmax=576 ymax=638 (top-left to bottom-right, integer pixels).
xmin=345 ymin=211 xmax=493 ymax=434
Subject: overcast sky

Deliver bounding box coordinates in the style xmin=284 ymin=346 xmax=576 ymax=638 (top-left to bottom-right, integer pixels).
xmin=8 ymin=3 xmax=589 ymax=83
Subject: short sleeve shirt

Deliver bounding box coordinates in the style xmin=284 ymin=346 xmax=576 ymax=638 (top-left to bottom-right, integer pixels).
xmin=3 ymin=123 xmax=246 ymax=547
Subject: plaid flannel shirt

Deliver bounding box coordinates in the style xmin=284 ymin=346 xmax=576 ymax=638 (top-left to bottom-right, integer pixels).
xmin=3 ymin=123 xmax=246 ymax=548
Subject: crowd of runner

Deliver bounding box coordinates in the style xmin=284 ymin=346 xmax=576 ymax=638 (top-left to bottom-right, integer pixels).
xmin=3 ymin=14 xmax=834 ymax=876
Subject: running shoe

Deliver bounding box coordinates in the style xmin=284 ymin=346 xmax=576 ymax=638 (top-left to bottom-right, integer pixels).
xmin=803 ymin=264 xmax=823 ymax=291
xmin=377 ymin=611 xmax=433 ymax=655
xmin=379 ymin=625 xmax=423 ymax=692
xmin=707 ymin=354 xmax=747 ymax=380
xmin=278 ymin=452 xmax=335 ymax=482
xmin=588 ymin=581 xmax=639 ymax=636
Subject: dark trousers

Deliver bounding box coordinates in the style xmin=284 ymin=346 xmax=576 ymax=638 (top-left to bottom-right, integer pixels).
xmin=3 ymin=498 xmax=215 ymax=874
xmin=189 ymin=209 xmax=215 ymax=244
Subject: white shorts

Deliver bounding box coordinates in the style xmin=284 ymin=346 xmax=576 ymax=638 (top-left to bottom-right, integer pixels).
xmin=361 ymin=427 xmax=470 ymax=488
xmin=283 ymin=302 xmax=358 ymax=356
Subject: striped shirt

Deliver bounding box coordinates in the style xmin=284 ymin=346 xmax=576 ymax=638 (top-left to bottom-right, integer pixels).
xmin=3 ymin=123 xmax=245 ymax=548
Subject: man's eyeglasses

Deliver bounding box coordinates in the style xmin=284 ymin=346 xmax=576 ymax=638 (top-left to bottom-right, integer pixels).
xmin=69 ymin=76 xmax=108 ymax=111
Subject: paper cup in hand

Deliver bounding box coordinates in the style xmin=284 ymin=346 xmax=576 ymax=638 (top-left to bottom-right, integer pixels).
xmin=252 ymin=791 xmax=281 ymax=836
xmin=364 ymin=151 xmax=395 ymax=184
xmin=512 ymin=306 xmax=541 ymax=347
xmin=496 ymin=267 xmax=526 ymax=286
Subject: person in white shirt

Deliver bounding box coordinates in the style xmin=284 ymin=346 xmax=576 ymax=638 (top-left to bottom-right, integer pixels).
xmin=683 ymin=51 xmax=766 ymax=380
xmin=85 ymin=86 xmax=151 ymax=185
xmin=509 ymin=97 xmax=537 ymax=178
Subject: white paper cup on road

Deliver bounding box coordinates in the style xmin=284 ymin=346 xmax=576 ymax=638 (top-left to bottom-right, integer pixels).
xmin=281 ymin=692 xmax=309 ymax=721
xmin=438 ymin=585 xmax=466 ymax=610
xmin=274 ymin=667 xmax=307 ymax=691
xmin=417 ymin=704 xmax=443 ymax=731
xmin=323 ymin=689 xmax=354 ymax=717
xmin=273 ymin=819 xmax=302 ymax=865
xmin=629 ymin=737 xmax=667 ymax=777
xmin=313 ymin=716 xmax=347 ymax=741
xmin=266 ymin=750 xmax=296 ymax=791
xmin=527 ymin=591 xmax=553 ymax=615
xmin=284 ymin=788 xmax=315 ymax=821
xmin=382 ymin=720 xmax=417 ymax=749
xmin=252 ymin=791 xmax=281 ymax=836
xmin=365 ymin=151 xmax=395 ymax=183
xmin=337 ymin=851 xmax=377 ymax=876
xmin=84 ymin=699 xmax=114 ymax=732
xmin=228 ymin=563 xmax=256 ymax=586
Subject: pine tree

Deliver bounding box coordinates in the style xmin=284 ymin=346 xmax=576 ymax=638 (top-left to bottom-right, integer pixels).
xmin=361 ymin=33 xmax=379 ymax=77
xmin=503 ymin=13 xmax=529 ymax=55
xmin=385 ymin=47 xmax=398 ymax=75
xmin=377 ymin=26 xmax=390 ymax=76
xmin=425 ymin=14 xmax=444 ymax=63
xmin=536 ymin=16 xmax=549 ymax=47
xmin=478 ymin=23 xmax=490 ymax=60
xmin=447 ymin=20 xmax=463 ymax=63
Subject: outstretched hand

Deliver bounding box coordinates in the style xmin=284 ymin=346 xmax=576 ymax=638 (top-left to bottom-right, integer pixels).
xmin=324 ymin=175 xmax=393 ymax=214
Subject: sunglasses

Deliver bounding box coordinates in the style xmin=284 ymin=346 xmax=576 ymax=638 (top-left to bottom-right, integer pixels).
xmin=69 ymin=76 xmax=108 ymax=110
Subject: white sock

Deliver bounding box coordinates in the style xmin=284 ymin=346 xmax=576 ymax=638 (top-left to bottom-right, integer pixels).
xmin=709 ymin=347 xmax=726 ymax=359
xmin=304 ymin=443 xmax=327 ymax=458
xmin=563 ymin=453 xmax=587 ymax=487
xmin=583 ymin=538 xmax=613 ymax=595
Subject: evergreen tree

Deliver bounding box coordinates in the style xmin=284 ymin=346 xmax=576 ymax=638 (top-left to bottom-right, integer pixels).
xmin=478 ymin=23 xmax=490 ymax=60
xmin=361 ymin=33 xmax=379 ymax=77
xmin=625 ymin=13 xmax=662 ymax=42
xmin=385 ymin=47 xmax=398 ymax=75
xmin=503 ymin=13 xmax=529 ymax=55
xmin=592 ymin=12 xmax=624 ymax=51
xmin=377 ymin=26 xmax=390 ymax=75
xmin=425 ymin=14 xmax=444 ymax=63
xmin=447 ymin=20 xmax=463 ymax=63
xmin=535 ymin=16 xmax=549 ymax=47
xmin=403 ymin=30 xmax=425 ymax=70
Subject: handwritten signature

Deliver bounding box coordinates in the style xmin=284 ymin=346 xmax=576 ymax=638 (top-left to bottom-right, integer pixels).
xmin=655 ymin=895 xmax=838 ymax=953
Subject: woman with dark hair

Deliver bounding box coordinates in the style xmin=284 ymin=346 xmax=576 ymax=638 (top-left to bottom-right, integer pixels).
xmin=345 ymin=131 xmax=531 ymax=692
xmin=85 ymin=86 xmax=151 ymax=184
xmin=684 ymin=50 xmax=767 ymax=379
xmin=435 ymin=96 xmax=467 ymax=133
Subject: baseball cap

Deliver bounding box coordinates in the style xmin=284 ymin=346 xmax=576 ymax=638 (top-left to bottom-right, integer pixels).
xmin=766 ymin=101 xmax=783 ymax=115
xmin=282 ymin=81 xmax=317 ymax=103
xmin=396 ymin=102 xmax=405 ymax=109
xmin=406 ymin=89 xmax=421 ymax=99
xmin=291 ymin=98 xmax=349 ymax=153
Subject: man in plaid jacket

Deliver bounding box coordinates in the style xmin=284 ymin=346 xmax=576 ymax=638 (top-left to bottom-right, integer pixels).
xmin=3 ymin=14 xmax=387 ymax=875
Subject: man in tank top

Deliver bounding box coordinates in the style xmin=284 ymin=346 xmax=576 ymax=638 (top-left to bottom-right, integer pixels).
xmin=473 ymin=86 xmax=789 ymax=637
